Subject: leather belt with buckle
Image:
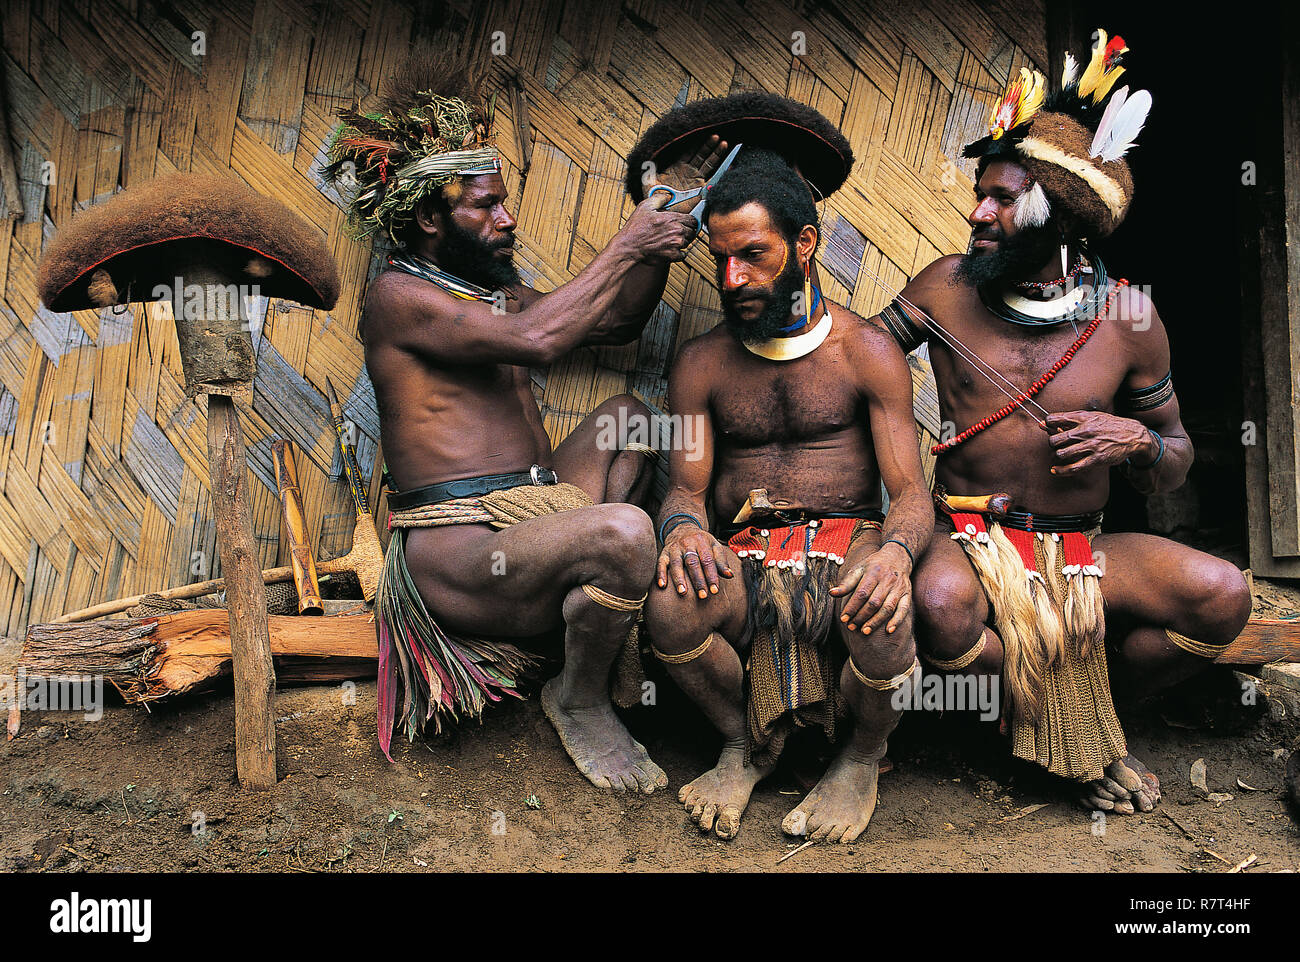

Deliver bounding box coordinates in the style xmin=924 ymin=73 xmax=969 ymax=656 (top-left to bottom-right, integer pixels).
xmin=387 ymin=464 xmax=558 ymax=511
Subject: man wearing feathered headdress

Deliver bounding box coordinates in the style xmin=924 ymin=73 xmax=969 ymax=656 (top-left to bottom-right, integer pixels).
xmin=637 ymin=92 xmax=934 ymax=843
xmin=870 ymin=30 xmax=1250 ymax=814
xmin=322 ymin=49 xmax=711 ymax=792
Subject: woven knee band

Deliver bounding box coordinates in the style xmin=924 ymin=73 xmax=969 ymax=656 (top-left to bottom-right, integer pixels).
xmin=651 ymin=633 xmax=714 ymax=664
xmin=622 ymin=442 xmax=660 ymax=459
xmin=850 ymin=655 xmax=920 ymax=691
xmin=581 ymin=583 xmax=647 ymax=612
xmin=924 ymin=630 xmax=987 ymax=671
xmin=1165 ymin=628 xmax=1231 ymax=659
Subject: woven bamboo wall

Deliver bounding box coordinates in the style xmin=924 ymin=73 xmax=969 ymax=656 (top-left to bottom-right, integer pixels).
xmin=0 ymin=0 xmax=1045 ymax=631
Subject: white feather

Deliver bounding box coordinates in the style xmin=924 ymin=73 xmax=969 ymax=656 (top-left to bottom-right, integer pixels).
xmin=1092 ymin=89 xmax=1151 ymax=162
xmin=1090 ymin=86 xmax=1129 ymax=157
xmin=1061 ymin=52 xmax=1079 ymax=87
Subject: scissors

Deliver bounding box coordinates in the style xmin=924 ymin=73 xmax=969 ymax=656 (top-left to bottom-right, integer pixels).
xmin=646 ymin=141 xmax=743 ymax=234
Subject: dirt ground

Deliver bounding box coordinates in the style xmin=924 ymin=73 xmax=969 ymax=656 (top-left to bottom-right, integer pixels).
xmin=2 ymin=626 xmax=1297 ymax=873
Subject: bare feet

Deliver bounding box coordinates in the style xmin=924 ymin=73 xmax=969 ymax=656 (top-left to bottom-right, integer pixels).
xmin=680 ymin=746 xmax=774 ymax=839
xmin=541 ymin=679 xmax=668 ymax=793
xmin=1079 ymin=754 xmax=1161 ymax=814
xmin=781 ymin=751 xmax=881 ymax=844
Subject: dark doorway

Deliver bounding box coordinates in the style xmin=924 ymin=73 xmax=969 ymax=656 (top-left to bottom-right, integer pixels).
xmin=1047 ymin=1 xmax=1268 ymax=561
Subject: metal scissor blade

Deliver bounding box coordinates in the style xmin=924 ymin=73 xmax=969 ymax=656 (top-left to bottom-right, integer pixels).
xmin=707 ymin=141 xmax=744 ymax=187
xmin=690 ymin=141 xmax=743 ymax=229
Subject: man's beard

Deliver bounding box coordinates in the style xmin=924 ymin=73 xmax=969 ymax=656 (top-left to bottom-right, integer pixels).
xmin=954 ymin=221 xmax=1058 ymax=288
xmin=434 ymin=217 xmax=520 ymax=289
xmin=720 ymin=255 xmax=806 ymax=342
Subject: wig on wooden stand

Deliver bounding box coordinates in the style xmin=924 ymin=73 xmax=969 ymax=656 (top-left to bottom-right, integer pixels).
xmin=36 ymin=173 xmax=341 ymax=790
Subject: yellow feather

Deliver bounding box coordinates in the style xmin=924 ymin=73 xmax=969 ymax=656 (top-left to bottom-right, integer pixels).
xmin=1077 ymin=28 xmax=1109 ymax=99
xmin=1021 ymin=70 xmax=1045 ymax=121
xmin=1091 ymin=65 xmax=1126 ymax=104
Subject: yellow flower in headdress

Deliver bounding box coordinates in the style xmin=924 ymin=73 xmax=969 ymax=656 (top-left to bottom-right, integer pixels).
xmin=988 ymin=68 xmax=1045 ymax=140
xmin=1077 ymin=29 xmax=1129 ymax=104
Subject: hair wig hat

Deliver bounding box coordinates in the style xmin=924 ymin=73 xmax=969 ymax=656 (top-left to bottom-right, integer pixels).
xmin=320 ymin=47 xmax=501 ymax=245
xmin=37 ymin=172 xmax=340 ymax=312
xmin=962 ymin=28 xmax=1150 ymax=239
xmin=625 ymin=91 xmax=853 ymax=203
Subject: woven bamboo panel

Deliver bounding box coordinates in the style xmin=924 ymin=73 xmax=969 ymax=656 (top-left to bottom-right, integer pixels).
xmin=0 ymin=0 xmax=1043 ymax=631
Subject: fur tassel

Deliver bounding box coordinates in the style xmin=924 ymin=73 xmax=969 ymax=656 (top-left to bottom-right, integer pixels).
xmin=1041 ymin=532 xmax=1059 ymax=574
xmin=1027 ymin=574 xmax=1066 ymax=667
xmin=986 ymin=524 xmax=1055 ymax=715
xmin=1063 ymin=574 xmax=1106 ymax=660
xmin=954 ymin=525 xmax=1047 ymax=722
xmin=1059 ymin=532 xmax=1106 ymax=659
xmin=1013 ymin=180 xmax=1052 ymax=228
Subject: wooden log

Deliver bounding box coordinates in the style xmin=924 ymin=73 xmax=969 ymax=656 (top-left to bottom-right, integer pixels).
xmin=21 ymin=610 xmax=376 ymax=704
xmin=273 ymin=440 xmax=323 ymax=614
xmin=207 ymin=390 xmax=276 ymax=790
xmin=1214 ymin=618 xmax=1300 ymax=665
xmin=11 ymin=611 xmax=1298 ymax=748
xmin=51 ymin=566 xmax=300 ymax=623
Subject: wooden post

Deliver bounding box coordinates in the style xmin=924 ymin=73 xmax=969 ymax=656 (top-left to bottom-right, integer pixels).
xmin=207 ymin=394 xmax=276 ymax=788
xmin=0 ymin=58 xmax=25 ymax=222
xmin=181 ymin=261 xmax=276 ymax=791
xmin=1241 ymin=5 xmax=1300 ymax=577
xmin=510 ymin=76 xmax=534 ymax=175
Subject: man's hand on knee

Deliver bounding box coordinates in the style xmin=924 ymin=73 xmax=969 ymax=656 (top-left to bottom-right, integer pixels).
xmin=657 ymin=528 xmax=733 ymax=599
xmin=832 ymin=543 xmax=912 ymax=635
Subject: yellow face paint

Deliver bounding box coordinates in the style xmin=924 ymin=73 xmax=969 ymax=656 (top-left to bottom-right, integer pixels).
xmin=772 ymin=238 xmax=789 ymax=277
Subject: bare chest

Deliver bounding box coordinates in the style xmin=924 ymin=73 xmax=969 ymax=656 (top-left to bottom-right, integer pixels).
xmin=932 ymin=310 xmax=1128 ymax=420
xmin=711 ymin=347 xmax=862 ymax=448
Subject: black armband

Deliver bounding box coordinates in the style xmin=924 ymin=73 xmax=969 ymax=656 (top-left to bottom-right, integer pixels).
xmin=879 ymin=298 xmax=927 ymax=353
xmin=1120 ymin=372 xmax=1174 ymax=412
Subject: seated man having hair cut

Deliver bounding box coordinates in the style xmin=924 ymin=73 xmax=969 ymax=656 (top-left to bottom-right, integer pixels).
xmin=871 ymin=33 xmax=1250 ymax=813
xmin=324 ymin=53 xmax=715 ymax=792
xmin=644 ymin=138 xmax=932 ymax=843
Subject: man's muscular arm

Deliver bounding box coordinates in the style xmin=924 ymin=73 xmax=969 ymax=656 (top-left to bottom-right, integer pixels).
xmin=1047 ymin=287 xmax=1192 ymax=495
xmin=371 ymin=200 xmax=695 ymax=367
xmin=867 ymin=255 xmax=962 ymax=351
xmin=832 ymin=326 xmax=933 ymax=634
xmin=583 ymin=259 xmax=674 ymax=346
xmin=583 ymin=136 xmax=732 ymax=348
xmin=654 ymin=341 xmax=734 ymax=599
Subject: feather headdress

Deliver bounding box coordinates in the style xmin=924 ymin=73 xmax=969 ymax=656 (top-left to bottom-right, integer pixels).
xmin=962 ymin=28 xmax=1151 ymax=238
xmin=1076 ymin=29 xmax=1129 ymax=104
xmin=320 ymin=46 xmax=500 ymax=245
xmin=988 ymin=68 xmax=1046 ymax=141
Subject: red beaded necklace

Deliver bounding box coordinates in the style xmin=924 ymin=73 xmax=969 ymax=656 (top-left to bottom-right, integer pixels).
xmin=1013 ymin=257 xmax=1087 ymax=292
xmin=931 ymin=279 xmax=1128 ymax=456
